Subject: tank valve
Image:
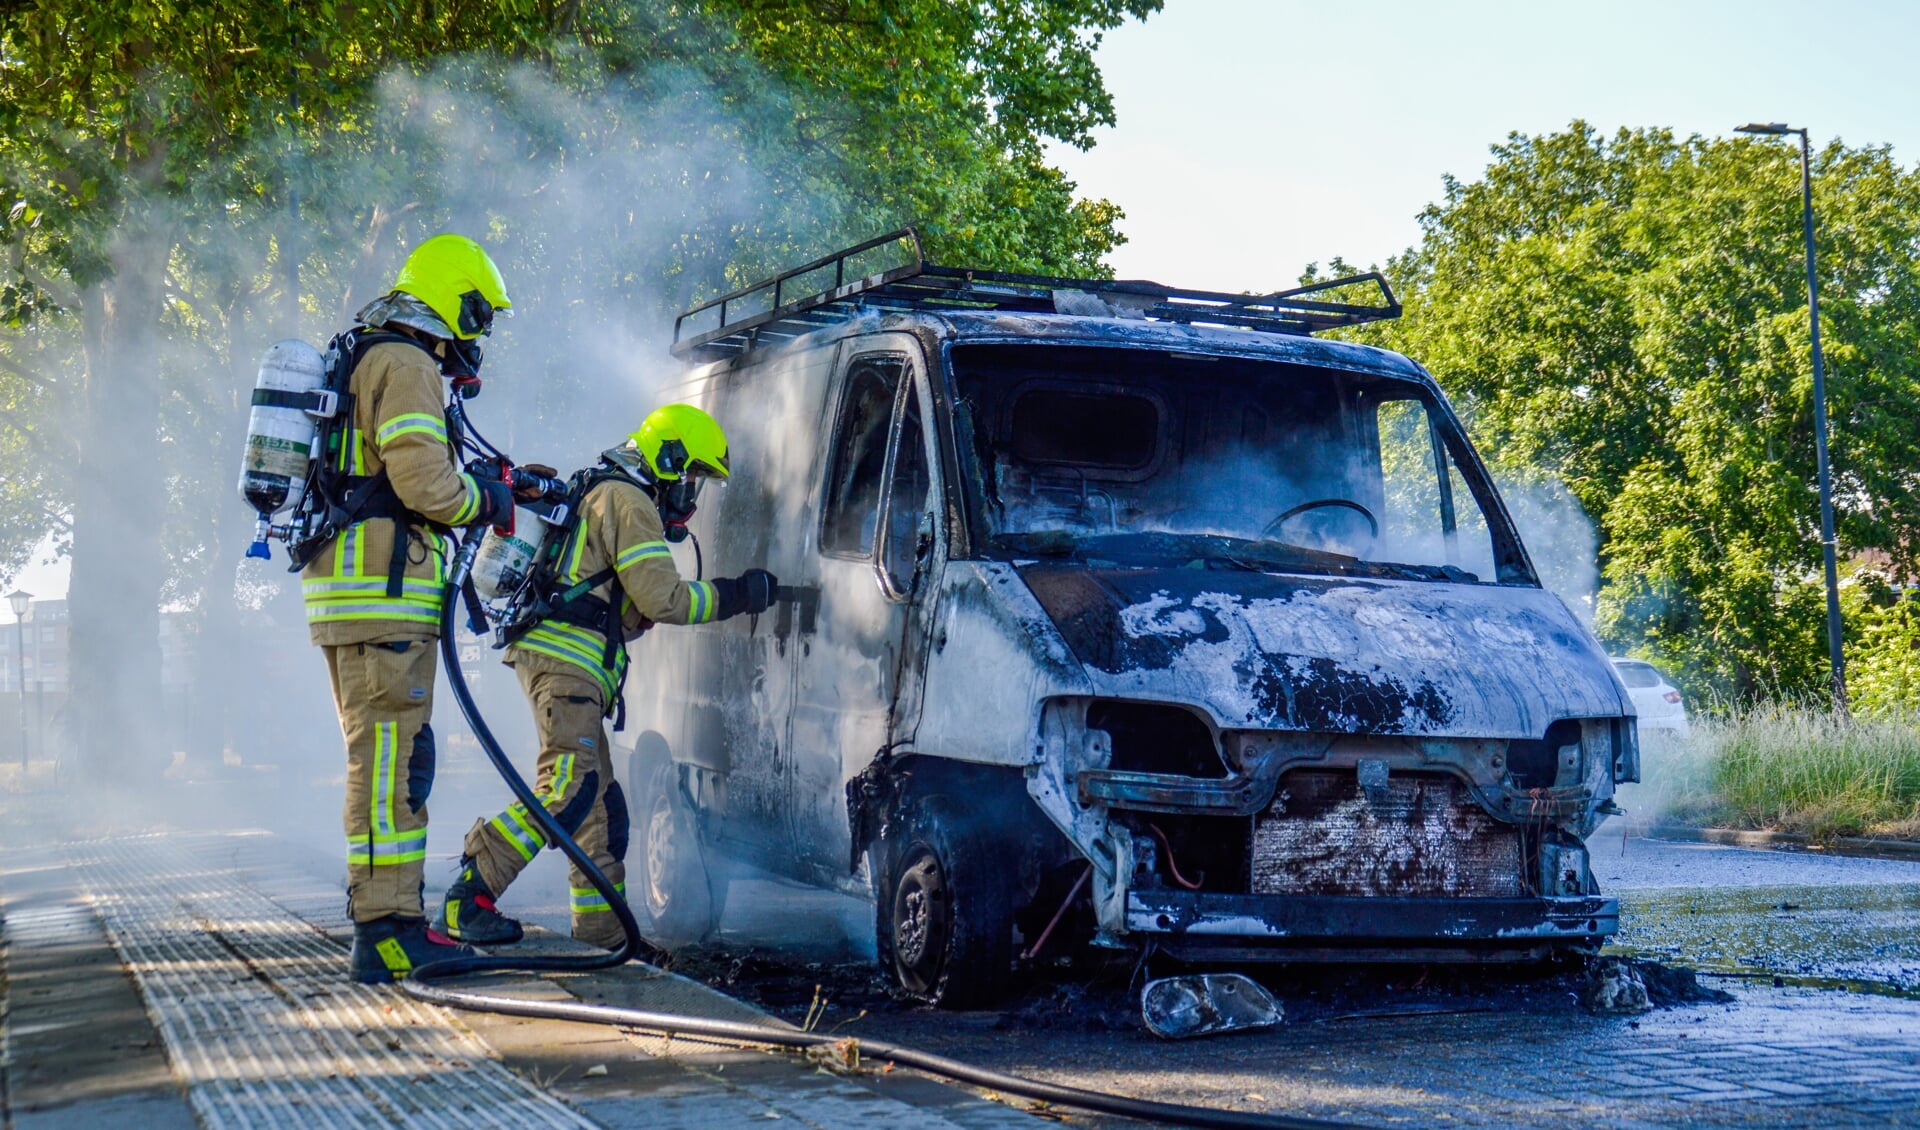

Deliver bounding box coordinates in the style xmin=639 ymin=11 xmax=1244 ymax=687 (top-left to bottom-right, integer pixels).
xmin=246 ymin=517 xmax=275 ymax=560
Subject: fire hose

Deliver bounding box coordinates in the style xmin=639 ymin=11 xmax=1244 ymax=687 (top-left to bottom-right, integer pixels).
xmin=408 ymin=526 xmax=1365 ymax=1130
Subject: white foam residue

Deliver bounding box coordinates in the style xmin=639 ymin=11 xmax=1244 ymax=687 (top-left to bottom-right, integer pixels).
xmin=1110 ymin=594 xmax=1266 ymax=724
xmin=1119 ymin=590 xmax=1208 ymax=637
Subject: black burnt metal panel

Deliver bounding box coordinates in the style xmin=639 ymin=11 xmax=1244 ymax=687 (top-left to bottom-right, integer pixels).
xmin=929 ymin=310 xmax=1432 ymax=382
xmin=1078 ymin=768 xmax=1273 ymax=815
xmin=1128 ymin=889 xmax=1618 ymax=941
xmin=1017 ymin=565 xmax=1627 ymax=739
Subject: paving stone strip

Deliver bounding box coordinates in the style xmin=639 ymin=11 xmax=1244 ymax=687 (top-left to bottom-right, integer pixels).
xmin=63 ymin=832 xmax=595 ymax=1130
xmin=1642 ymin=824 xmax=1920 ymax=862
xmin=1 ymin=893 xmax=199 ymax=1129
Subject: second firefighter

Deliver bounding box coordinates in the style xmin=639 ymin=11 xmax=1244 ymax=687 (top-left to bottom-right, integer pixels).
xmin=438 ymin=404 xmax=777 ymax=949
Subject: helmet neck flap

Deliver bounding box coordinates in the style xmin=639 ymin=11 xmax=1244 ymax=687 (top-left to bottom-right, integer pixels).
xmin=601 ymin=446 xmax=704 ymax=543
xmin=355 ymin=292 xmax=486 ymax=389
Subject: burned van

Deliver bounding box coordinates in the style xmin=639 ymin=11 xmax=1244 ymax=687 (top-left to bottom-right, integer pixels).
xmin=620 ymin=231 xmax=1636 ymax=1006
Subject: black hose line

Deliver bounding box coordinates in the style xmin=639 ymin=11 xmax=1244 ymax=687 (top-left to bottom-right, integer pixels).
xmin=410 ymin=531 xmax=648 ymax=986
xmin=407 ymin=529 xmax=1366 ymax=1130
xmin=404 ymin=985 xmax=1362 ymax=1130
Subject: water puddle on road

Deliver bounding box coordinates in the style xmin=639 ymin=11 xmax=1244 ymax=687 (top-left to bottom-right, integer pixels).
xmin=1608 ymin=882 xmax=1920 ymax=1000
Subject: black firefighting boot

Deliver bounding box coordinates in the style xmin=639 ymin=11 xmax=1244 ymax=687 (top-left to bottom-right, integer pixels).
xmin=348 ymin=915 xmax=472 ymax=984
xmin=433 ymin=857 xmax=525 ymax=946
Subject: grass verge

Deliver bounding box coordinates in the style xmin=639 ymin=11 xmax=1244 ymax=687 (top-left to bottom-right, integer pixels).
xmin=1640 ymin=707 xmax=1920 ymax=841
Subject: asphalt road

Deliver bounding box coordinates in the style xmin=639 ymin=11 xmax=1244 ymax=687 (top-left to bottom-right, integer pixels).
xmin=93 ymin=751 xmax=1920 ymax=1128
xmin=625 ymin=821 xmax=1920 ymax=1128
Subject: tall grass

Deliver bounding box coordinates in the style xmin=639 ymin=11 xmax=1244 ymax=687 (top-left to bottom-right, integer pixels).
xmin=1639 ymin=707 xmax=1920 ymax=840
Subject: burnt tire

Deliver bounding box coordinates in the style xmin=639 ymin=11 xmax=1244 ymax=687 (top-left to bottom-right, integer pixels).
xmin=631 ymin=749 xmax=727 ymax=947
xmin=873 ymin=796 xmax=1014 ymax=1009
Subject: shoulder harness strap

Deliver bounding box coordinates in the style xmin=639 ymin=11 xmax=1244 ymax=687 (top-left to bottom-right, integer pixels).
xmin=289 ymin=328 xmax=450 ymax=600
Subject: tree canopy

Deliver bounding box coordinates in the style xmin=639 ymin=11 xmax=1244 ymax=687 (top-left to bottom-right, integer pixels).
xmin=0 ymin=0 xmax=1160 ymax=771
xmin=1352 ymin=123 xmax=1920 ymax=705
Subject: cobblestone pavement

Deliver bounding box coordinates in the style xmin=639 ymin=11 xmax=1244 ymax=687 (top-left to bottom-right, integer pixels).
xmin=0 ymin=796 xmax=1041 ymax=1130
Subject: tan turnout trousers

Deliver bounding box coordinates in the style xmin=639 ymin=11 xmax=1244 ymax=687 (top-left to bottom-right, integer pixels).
xmin=307 ymin=335 xmax=486 ymax=925
xmin=463 ymin=664 xmax=627 ymax=946
xmin=325 ymin=639 xmax=437 ymax=921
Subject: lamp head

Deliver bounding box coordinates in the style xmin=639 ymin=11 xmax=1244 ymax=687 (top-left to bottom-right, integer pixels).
xmin=6 ymin=590 xmax=30 ymax=618
xmin=1735 ymin=122 xmax=1794 ymax=136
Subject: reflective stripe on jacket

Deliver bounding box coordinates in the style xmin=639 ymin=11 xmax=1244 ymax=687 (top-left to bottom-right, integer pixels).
xmin=303 ymin=340 xmax=481 ymax=645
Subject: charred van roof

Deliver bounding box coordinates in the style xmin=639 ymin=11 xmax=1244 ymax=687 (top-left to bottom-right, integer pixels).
xmin=686 ymin=307 xmax=1431 ymax=387
xmin=671 ymin=227 xmax=1410 ymax=376
xmin=922 ymin=311 xmax=1428 ymax=380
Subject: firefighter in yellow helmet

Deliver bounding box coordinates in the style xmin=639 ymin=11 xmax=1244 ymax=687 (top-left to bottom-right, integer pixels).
xmin=303 ymin=233 xmax=519 ymax=983
xmin=438 ymin=404 xmax=777 ymax=950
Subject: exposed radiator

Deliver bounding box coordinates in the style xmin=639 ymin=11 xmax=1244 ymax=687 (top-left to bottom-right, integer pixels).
xmin=1250 ymin=770 xmax=1524 ymax=898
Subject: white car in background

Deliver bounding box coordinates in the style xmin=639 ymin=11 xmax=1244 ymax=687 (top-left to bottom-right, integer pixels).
xmin=1610 ymin=658 xmax=1689 ymax=738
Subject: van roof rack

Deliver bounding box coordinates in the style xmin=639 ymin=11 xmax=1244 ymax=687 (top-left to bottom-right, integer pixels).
xmin=670 ymin=228 xmax=1401 ymax=362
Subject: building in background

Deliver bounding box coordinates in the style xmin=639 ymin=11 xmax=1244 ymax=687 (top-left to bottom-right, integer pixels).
xmin=0 ymin=600 xmax=202 ymax=764
xmin=160 ymin=609 xmax=195 ymax=758
xmin=1 ymin=595 xmax=456 ymax=771
xmin=0 ymin=598 xmax=68 ymax=695
xmin=1 ymin=599 xmax=69 ymax=765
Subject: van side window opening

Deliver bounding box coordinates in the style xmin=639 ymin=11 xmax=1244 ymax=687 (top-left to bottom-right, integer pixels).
xmin=881 ymin=392 xmax=931 ymax=587
xmin=821 ymin=358 xmax=903 ymax=556
xmin=950 ymin=343 xmax=1513 ymax=581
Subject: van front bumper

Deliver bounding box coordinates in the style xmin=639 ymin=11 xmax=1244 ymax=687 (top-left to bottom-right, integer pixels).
xmin=1126 ymin=890 xmax=1616 ymax=961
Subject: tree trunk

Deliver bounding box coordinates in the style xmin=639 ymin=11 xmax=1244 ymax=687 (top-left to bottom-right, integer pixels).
xmin=180 ymin=339 xmax=258 ymax=769
xmin=68 ymin=231 xmax=168 ymax=784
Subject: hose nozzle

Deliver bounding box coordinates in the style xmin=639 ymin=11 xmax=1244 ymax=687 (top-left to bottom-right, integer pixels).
xmin=509 ymin=467 xmax=567 ymax=502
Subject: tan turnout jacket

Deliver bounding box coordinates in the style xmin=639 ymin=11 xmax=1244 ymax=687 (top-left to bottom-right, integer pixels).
xmin=302 ymin=340 xmax=484 ymax=646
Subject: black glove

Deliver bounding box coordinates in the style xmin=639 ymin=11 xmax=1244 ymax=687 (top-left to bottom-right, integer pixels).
xmin=464 ymin=455 xmax=508 ymax=481
xmin=472 ymin=476 xmax=515 ymax=534
xmin=711 ymin=568 xmax=779 ymax=621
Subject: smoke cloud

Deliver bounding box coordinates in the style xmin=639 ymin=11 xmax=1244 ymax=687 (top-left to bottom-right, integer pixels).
xmin=1493 ymin=470 xmax=1601 ymax=624
xmin=0 ymin=29 xmax=874 ymax=920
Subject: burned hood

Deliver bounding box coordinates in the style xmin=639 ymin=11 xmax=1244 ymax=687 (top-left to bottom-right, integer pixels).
xmin=1018 ymin=566 xmax=1626 ymax=739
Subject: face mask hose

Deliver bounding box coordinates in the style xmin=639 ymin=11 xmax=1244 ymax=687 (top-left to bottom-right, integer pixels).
xmin=406 ymin=527 xmax=1364 ymax=1130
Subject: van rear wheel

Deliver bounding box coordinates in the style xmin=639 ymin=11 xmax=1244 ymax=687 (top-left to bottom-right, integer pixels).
xmin=874 ymin=796 xmax=1013 ymax=1008
xmin=634 ymin=756 xmax=727 ymax=947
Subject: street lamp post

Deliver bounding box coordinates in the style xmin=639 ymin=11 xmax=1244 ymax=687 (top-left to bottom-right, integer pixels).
xmin=7 ymin=589 xmax=30 ymax=771
xmin=29 ymin=624 xmax=41 ymax=769
xmin=1736 ymin=122 xmax=1845 ymax=712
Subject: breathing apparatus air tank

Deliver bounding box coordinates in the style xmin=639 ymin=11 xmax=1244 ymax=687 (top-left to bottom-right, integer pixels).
xmin=239 ymin=339 xmax=335 ymax=560
xmin=470 ymin=506 xmax=550 ymax=601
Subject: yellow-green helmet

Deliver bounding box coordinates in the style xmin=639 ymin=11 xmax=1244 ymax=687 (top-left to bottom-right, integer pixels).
xmin=630 ymin=404 xmax=730 ymax=482
xmin=392 ymin=233 xmax=513 ymax=341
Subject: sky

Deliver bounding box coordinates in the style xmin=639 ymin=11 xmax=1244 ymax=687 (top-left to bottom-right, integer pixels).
xmin=1045 ymin=0 xmax=1920 ymax=294
xmin=12 ymin=0 xmax=1916 ymax=605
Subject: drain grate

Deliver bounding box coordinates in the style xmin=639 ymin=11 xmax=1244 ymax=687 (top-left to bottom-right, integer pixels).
xmin=65 ymin=833 xmax=594 ymax=1130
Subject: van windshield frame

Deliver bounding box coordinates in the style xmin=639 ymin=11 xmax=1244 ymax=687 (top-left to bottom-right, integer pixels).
xmin=940 ymin=341 xmax=1536 ymax=585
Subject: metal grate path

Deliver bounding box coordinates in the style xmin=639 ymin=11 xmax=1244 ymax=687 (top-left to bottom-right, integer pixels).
xmin=65 ymin=832 xmax=595 ymax=1130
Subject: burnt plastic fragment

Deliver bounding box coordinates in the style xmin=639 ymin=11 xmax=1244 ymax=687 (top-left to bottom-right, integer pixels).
xmin=1140 ymin=973 xmax=1283 ymax=1039
xmin=1582 ymin=958 xmax=1652 ymax=1015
